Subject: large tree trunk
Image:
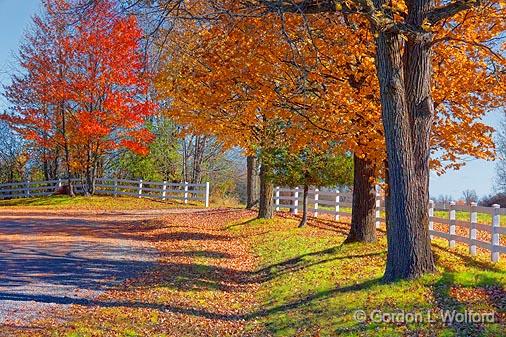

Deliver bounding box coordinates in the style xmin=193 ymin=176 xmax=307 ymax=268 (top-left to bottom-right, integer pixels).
xmin=345 ymin=155 xmax=377 ymax=243
xmin=246 ymin=155 xmax=258 ymax=209
xmin=298 ymin=184 xmax=309 ymax=227
xmin=375 ymin=27 xmax=435 ymax=281
xmin=258 ymin=163 xmax=274 ymax=219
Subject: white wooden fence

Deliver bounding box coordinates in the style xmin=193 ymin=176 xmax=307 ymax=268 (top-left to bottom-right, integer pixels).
xmin=0 ymin=178 xmax=210 ymax=207
xmin=274 ymin=187 xmax=506 ymax=262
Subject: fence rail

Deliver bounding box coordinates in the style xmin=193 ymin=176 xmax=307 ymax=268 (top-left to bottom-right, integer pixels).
xmin=274 ymin=186 xmax=505 ymax=262
xmin=0 ymin=178 xmax=210 ymax=207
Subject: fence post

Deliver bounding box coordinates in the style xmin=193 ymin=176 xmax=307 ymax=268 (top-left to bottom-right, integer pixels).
xmin=138 ymin=179 xmax=143 ymax=198
xmin=335 ymin=189 xmax=340 ymax=221
xmin=469 ymin=202 xmax=478 ymax=256
xmin=293 ymin=187 xmax=299 ymax=215
xmin=57 ymin=178 xmax=62 ymax=193
xmin=492 ymin=204 xmax=500 ymax=262
xmin=429 ymin=200 xmax=434 ymax=240
xmin=184 ymin=182 xmax=189 ymax=204
xmin=449 ymin=201 xmax=456 ymax=248
xmin=205 ymin=182 xmax=210 ymax=208
xmin=375 ymin=188 xmax=381 ymax=228
xmin=162 ymin=181 xmax=167 ymax=201
xmin=25 ymin=180 xmax=30 ymax=198
xmin=275 ymin=186 xmax=280 ymax=211
xmin=113 ymin=178 xmax=118 ymax=197
xmin=314 ymin=188 xmax=319 ymax=218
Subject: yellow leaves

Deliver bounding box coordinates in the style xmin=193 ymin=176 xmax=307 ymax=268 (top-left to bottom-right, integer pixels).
xmin=154 ymin=1 xmax=504 ymax=173
xmin=392 ymin=0 xmax=408 ymax=13
xmin=421 ymin=18 xmax=432 ymax=32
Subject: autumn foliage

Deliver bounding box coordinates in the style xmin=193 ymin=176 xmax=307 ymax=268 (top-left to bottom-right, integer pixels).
xmin=156 ymin=6 xmax=505 ymax=176
xmin=2 ymin=0 xmax=156 ymax=192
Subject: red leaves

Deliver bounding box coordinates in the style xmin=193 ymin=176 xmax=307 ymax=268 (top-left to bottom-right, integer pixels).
xmin=3 ymin=0 xmax=156 ymax=171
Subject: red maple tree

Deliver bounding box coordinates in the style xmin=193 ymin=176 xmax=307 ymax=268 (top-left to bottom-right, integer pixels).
xmin=2 ymin=0 xmax=156 ymax=194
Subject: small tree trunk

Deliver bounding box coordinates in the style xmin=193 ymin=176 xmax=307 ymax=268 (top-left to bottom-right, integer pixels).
xmin=66 ymin=175 xmax=74 ymax=197
xmin=345 ymin=155 xmax=377 ymax=243
xmin=258 ymin=163 xmax=274 ymax=219
xmin=246 ymin=155 xmax=258 ymax=209
xmin=298 ymin=184 xmax=309 ymax=228
xmin=51 ymin=154 xmax=59 ymax=180
xmin=90 ymin=160 xmax=97 ymax=195
xmin=43 ymin=150 xmax=50 ymax=181
xmin=192 ymin=135 xmax=206 ymax=184
xmin=182 ymin=137 xmax=188 ymax=182
xmin=63 ymin=147 xmax=74 ymax=197
xmin=60 ymin=104 xmax=74 ymax=197
xmin=84 ymin=148 xmax=92 ymax=196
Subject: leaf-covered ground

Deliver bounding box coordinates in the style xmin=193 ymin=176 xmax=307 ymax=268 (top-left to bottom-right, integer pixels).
xmin=0 ymin=195 xmax=203 ymax=210
xmin=7 ymin=209 xmax=506 ymax=337
xmin=0 ymin=195 xmax=206 ymax=210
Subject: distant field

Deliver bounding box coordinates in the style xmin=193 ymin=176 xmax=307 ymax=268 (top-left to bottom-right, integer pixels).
xmin=313 ymin=205 xmax=503 ymax=226
xmin=433 ymin=210 xmax=497 ymax=225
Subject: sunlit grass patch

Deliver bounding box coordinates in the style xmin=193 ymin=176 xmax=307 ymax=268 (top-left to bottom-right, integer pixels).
xmin=0 ymin=195 xmax=202 ymax=210
xmin=238 ymin=216 xmax=506 ymax=337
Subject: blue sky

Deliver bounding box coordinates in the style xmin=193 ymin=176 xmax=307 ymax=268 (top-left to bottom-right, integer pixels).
xmin=0 ymin=0 xmax=41 ymax=104
xmin=0 ymin=0 xmax=503 ymax=199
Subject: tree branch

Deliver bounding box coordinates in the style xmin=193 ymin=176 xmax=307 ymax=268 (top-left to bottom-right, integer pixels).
xmin=256 ymin=0 xmax=338 ymax=14
xmin=426 ymin=0 xmax=481 ymax=25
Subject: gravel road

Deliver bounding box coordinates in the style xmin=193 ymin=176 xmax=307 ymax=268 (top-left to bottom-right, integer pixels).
xmin=0 ymin=208 xmax=203 ymax=331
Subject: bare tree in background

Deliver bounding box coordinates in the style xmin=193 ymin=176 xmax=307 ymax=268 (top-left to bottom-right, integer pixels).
xmin=462 ymin=189 xmax=478 ymax=205
xmin=436 ymin=195 xmax=453 ymax=210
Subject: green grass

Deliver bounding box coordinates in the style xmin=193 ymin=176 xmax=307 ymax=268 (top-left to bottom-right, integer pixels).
xmin=230 ymin=217 xmax=506 ymax=337
xmin=0 ymin=195 xmax=201 ymax=210
xmin=433 ymin=210 xmax=498 ymax=225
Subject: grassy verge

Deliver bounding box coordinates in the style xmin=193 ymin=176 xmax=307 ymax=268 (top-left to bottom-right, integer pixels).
xmin=0 ymin=195 xmax=202 ymax=210
xmin=230 ymin=215 xmax=506 ymax=337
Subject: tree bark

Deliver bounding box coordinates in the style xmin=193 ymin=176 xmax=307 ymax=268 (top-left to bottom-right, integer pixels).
xmin=298 ymin=184 xmax=309 ymax=227
xmin=375 ymin=27 xmax=435 ymax=281
xmin=345 ymin=155 xmax=377 ymax=243
xmin=258 ymin=162 xmax=274 ymax=219
xmin=60 ymin=105 xmax=74 ymax=197
xmin=192 ymin=135 xmax=206 ymax=184
xmin=246 ymin=155 xmax=258 ymax=209
xmin=84 ymin=147 xmax=92 ymax=196
xmin=182 ymin=136 xmax=188 ymax=182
